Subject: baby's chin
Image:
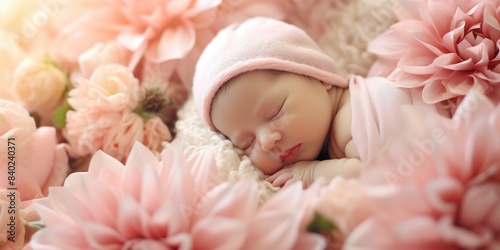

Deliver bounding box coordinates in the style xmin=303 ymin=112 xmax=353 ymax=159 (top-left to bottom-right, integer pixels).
xmin=255 ymin=161 xmax=285 ymax=175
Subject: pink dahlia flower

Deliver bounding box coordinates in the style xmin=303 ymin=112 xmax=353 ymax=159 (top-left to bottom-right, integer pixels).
xmin=368 ymin=0 xmax=500 ymax=112
xmin=51 ymin=0 xmax=222 ymax=71
xmin=0 ymin=100 xmax=69 ymax=202
xmin=344 ymin=90 xmax=500 ymax=249
xmin=30 ymin=140 xmax=325 ymax=249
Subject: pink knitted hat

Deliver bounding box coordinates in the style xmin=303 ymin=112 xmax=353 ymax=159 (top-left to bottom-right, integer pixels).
xmin=193 ymin=17 xmax=347 ymax=130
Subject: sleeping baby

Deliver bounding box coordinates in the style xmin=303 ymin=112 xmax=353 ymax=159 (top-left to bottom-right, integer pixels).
xmin=192 ymin=17 xmax=448 ymax=188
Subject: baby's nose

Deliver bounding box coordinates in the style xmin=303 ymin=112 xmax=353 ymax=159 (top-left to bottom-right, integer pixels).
xmin=257 ymin=127 xmax=281 ymax=151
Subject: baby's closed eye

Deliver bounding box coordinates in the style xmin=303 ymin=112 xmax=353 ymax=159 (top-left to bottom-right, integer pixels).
xmin=240 ymin=135 xmax=255 ymax=151
xmin=269 ymin=99 xmax=286 ymax=120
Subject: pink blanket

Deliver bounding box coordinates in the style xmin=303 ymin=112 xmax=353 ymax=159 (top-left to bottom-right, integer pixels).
xmin=349 ymin=75 xmax=448 ymax=162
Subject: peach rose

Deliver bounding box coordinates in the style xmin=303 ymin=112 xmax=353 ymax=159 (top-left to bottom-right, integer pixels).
xmin=13 ymin=57 xmax=67 ymax=114
xmin=0 ymin=189 xmax=25 ymax=250
xmin=68 ymin=64 xmax=140 ymax=111
xmin=78 ymin=41 xmax=132 ymax=79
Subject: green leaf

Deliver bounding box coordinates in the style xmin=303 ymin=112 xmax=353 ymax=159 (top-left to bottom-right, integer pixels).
xmin=52 ymin=102 xmax=72 ymax=128
xmin=307 ymin=212 xmax=336 ymax=234
xmin=26 ymin=220 xmax=45 ymax=230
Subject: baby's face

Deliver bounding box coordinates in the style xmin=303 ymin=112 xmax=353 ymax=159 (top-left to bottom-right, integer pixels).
xmin=211 ymin=71 xmax=333 ymax=175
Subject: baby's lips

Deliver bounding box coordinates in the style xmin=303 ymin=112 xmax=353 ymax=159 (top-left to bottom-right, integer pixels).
xmin=279 ymin=144 xmax=301 ymax=164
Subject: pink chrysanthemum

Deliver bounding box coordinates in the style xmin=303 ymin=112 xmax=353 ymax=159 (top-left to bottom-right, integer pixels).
xmin=29 ymin=140 xmax=325 ymax=249
xmin=64 ymin=64 xmax=172 ymax=163
xmin=368 ymin=0 xmax=500 ymax=112
xmin=344 ymin=90 xmax=500 ymax=249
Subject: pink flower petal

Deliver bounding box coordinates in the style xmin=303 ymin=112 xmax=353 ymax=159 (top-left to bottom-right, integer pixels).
xmin=63 ymin=173 xmax=119 ymax=227
xmin=394 ymin=216 xmax=442 ymax=243
xmin=460 ymin=182 xmax=500 ymax=228
xmin=438 ymin=215 xmax=493 ymax=249
xmin=194 ymin=181 xmax=259 ymax=221
xmin=259 ymin=182 xmax=303 ymax=212
xmin=33 ymin=195 xmax=79 ymax=227
xmin=461 ymin=43 xmax=489 ymax=67
xmin=165 ymin=0 xmax=192 ymax=17
xmin=187 ymin=0 xmax=222 ymax=17
xmin=146 ymin=22 xmax=196 ymax=63
xmin=427 ymin=0 xmax=455 ymax=36
xmin=126 ymin=144 xmax=164 ymax=213
xmin=176 ymin=28 xmax=215 ymax=87
xmin=82 ymin=222 xmax=126 ymax=248
xmin=391 ymin=20 xmax=446 ymax=56
xmin=444 ymin=72 xmax=474 ymax=95
xmin=117 ymin=31 xmax=149 ymax=51
xmin=151 ymin=202 xmax=189 ymax=236
xmin=49 ymin=186 xmax=94 ymax=223
xmin=116 ymin=195 xmax=149 ymax=238
xmin=434 ymin=53 xmax=474 ymax=70
xmin=185 ymin=0 xmax=221 ymax=28
xmin=422 ymin=79 xmax=460 ymax=104
xmin=30 ymin=225 xmax=89 ymax=249
xmin=390 ymin=68 xmax=430 ymax=88
xmin=483 ymin=6 xmax=500 ymax=42
xmin=345 ymin=218 xmax=401 ymax=250
xmin=52 ymin=7 xmax=127 ymax=63
xmin=367 ymin=30 xmax=409 ymax=60
xmin=398 ymin=50 xmax=440 ymax=74
xmin=424 ymin=178 xmax=463 ymax=213
xmin=191 ymin=218 xmax=247 ymax=249
xmin=292 ymin=233 xmax=326 ymax=250
xmin=88 ymin=150 xmax=125 ymax=188
xmin=123 ymin=239 xmax=170 ymax=249
xmin=243 ymin=213 xmax=297 ymax=250
xmin=185 ymin=143 xmax=223 ymax=192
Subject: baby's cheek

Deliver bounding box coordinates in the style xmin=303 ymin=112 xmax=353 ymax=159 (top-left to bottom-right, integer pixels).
xmin=248 ymin=149 xmax=282 ymax=175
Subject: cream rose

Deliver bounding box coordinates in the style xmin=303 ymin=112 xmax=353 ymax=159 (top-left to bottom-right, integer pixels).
xmin=13 ymin=57 xmax=67 ymax=114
